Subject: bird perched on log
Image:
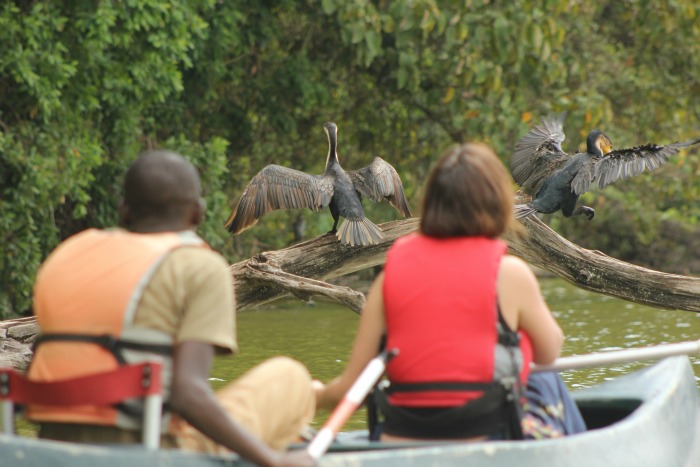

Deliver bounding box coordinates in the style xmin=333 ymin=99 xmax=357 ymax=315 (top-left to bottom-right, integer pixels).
xmin=224 ymin=122 xmax=412 ymax=246
xmin=510 ymin=113 xmax=700 ymax=220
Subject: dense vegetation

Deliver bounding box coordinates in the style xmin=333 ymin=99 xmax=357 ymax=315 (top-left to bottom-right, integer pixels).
xmin=1 ymin=0 xmax=699 ymax=318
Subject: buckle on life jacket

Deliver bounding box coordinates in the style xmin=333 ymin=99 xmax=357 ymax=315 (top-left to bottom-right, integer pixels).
xmin=32 ymin=333 xmax=173 ymax=366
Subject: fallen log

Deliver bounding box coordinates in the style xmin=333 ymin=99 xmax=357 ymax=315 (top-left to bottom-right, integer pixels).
xmin=232 ymin=215 xmax=700 ymax=313
xmin=504 ymin=217 xmax=700 ymax=313
xmin=0 ymin=317 xmax=38 ymax=371
xmin=2 ymin=215 xmax=699 ymax=370
xmin=231 ymin=219 xmax=419 ymax=311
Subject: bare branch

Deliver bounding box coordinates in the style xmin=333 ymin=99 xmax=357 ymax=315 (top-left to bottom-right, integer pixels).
xmin=505 ymin=215 xmax=700 ymax=312
xmin=231 ymin=220 xmax=420 ymax=311
xmin=231 ymin=216 xmax=700 ymax=314
xmin=242 ymin=256 xmax=366 ymax=313
xmin=3 ymin=215 xmax=700 ymax=371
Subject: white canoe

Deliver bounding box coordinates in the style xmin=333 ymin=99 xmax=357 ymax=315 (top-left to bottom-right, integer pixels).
xmin=0 ymin=356 xmax=698 ymax=467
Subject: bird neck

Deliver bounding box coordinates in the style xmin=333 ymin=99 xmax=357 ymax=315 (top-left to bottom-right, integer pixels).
xmin=586 ymin=130 xmax=611 ymax=158
xmin=325 ymin=130 xmax=339 ymax=169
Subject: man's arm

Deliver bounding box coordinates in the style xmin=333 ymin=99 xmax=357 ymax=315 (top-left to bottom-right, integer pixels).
xmin=168 ymin=341 xmax=314 ymax=467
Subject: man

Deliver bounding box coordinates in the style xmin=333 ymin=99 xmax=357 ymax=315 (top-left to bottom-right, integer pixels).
xmin=28 ymin=150 xmax=316 ymax=467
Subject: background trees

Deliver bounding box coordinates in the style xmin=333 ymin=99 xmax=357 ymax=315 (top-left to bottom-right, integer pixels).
xmin=2 ymin=0 xmax=699 ymax=318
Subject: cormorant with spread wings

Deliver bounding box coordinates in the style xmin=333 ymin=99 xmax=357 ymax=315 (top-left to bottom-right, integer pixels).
xmin=225 ymin=122 xmax=412 ymax=246
xmin=511 ymin=113 xmax=700 ymax=220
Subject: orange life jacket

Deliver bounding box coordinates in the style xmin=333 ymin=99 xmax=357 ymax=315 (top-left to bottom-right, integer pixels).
xmin=27 ymin=228 xmax=206 ymax=428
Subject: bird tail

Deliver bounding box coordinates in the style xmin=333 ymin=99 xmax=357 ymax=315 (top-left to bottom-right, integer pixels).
xmin=336 ymin=217 xmax=383 ymax=246
xmin=513 ymin=204 xmax=538 ymax=220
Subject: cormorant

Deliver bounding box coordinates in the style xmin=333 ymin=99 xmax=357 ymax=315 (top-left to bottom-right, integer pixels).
xmin=224 ymin=122 xmax=412 ymax=246
xmin=510 ymin=113 xmax=700 ymax=220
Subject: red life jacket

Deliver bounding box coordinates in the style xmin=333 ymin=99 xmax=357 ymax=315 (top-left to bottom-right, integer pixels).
xmin=27 ymin=228 xmax=206 ymax=427
xmin=382 ymin=233 xmax=532 ymax=408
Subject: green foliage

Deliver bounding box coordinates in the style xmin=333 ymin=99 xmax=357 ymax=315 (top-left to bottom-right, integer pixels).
xmin=161 ymin=134 xmax=231 ymax=253
xmin=2 ymin=0 xmax=700 ymax=318
xmin=0 ymin=1 xmax=215 ymax=316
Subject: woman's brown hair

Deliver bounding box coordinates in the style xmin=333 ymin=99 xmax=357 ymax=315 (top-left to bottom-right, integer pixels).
xmin=420 ymin=143 xmax=514 ymax=238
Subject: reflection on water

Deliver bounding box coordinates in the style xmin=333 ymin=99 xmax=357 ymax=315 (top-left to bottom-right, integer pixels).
xmin=211 ymin=300 xmax=363 ymax=429
xmin=543 ymin=280 xmax=700 ymax=389
xmin=213 ymin=277 xmax=700 ymax=430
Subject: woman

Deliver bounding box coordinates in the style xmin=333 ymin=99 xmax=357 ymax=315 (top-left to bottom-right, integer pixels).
xmin=316 ymin=143 xmax=585 ymax=441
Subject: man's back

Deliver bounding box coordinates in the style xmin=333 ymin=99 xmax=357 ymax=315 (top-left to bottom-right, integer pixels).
xmin=28 ymin=228 xmax=236 ymax=438
xmin=26 ymin=150 xmax=317 ymax=466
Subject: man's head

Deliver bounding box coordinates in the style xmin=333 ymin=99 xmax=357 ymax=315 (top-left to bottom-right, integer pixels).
xmin=119 ymin=150 xmax=204 ymax=233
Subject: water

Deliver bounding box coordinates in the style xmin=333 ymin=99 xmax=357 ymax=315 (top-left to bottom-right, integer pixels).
xmin=14 ymin=277 xmax=698 ymax=438
xmin=210 ymin=300 xmax=362 ymax=429
xmin=542 ymin=280 xmax=700 ymax=389
xmin=212 ymin=277 xmax=700 ymax=431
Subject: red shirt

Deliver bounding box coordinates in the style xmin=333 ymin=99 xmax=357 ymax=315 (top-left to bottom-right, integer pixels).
xmin=383 ymin=233 xmax=532 ymax=407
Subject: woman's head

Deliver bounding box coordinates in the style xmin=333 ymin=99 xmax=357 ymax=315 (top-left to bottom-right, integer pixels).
xmin=420 ymin=143 xmax=514 ymax=238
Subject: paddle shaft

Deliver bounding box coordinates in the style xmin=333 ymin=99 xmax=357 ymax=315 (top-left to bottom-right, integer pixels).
xmin=307 ymin=349 xmax=398 ymax=461
xmin=532 ymin=339 xmax=700 ymax=373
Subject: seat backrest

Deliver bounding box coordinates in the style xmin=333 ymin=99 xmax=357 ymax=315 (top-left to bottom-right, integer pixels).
xmin=0 ymin=361 xmax=163 ymax=450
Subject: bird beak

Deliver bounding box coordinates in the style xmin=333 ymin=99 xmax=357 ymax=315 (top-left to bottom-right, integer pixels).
xmin=598 ymin=137 xmax=613 ymax=155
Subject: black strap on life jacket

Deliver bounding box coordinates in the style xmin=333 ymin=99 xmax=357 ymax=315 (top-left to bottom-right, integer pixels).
xmin=31 ymin=333 xmax=173 ymax=421
xmin=375 ymin=377 xmax=523 ymax=440
xmin=366 ymin=305 xmax=525 ymax=440
xmin=496 ymin=303 xmax=525 ymax=440
xmin=374 ymin=381 xmax=511 ymax=439
xmin=497 ymin=308 xmax=520 ymax=348
xmin=384 ymin=381 xmax=496 ymax=394
xmin=495 ymin=305 xmax=525 ymax=439
xmin=32 ymin=333 xmax=173 ymax=365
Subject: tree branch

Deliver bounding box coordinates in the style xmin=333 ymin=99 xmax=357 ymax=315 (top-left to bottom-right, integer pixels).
xmin=504 ymin=216 xmax=700 ymax=312
xmin=231 ymin=216 xmax=700 ymax=313
xmin=2 ymin=215 xmax=699 ymax=371
xmin=242 ymin=255 xmax=366 ymax=313
xmin=230 ymin=220 xmax=419 ymax=310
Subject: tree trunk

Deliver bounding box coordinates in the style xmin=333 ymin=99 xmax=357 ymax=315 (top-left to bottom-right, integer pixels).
xmin=233 ymin=216 xmax=700 ymax=313
xmin=0 ymin=317 xmax=38 ymax=371
xmin=503 ymin=216 xmax=700 ymax=313
xmin=2 ymin=215 xmax=699 ymax=371
xmin=231 ymin=219 xmax=420 ymax=311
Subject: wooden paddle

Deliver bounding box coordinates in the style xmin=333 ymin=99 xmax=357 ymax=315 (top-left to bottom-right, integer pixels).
xmin=307 ymin=348 xmax=398 ymax=461
xmin=532 ymin=339 xmax=700 ymax=373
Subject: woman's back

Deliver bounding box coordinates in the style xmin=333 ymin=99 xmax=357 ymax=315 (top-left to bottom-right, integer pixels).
xmin=383 ymin=233 xmax=523 ymax=408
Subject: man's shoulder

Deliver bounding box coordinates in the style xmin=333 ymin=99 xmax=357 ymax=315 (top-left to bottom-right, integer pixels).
xmin=150 ymin=245 xmax=232 ymax=290
xmin=167 ymin=245 xmax=230 ymax=269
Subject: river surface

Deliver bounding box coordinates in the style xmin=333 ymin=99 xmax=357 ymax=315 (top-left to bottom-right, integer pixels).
xmin=211 ymin=277 xmax=700 ymax=431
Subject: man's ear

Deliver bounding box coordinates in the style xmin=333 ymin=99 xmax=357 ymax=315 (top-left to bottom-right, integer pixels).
xmin=191 ymin=198 xmax=206 ymax=227
xmin=117 ymin=200 xmax=130 ymax=228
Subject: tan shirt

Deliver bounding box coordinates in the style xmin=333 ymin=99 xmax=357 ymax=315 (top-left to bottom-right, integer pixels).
xmin=133 ymin=245 xmax=238 ymax=354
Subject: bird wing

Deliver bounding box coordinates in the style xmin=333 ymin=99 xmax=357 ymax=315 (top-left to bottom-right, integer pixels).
xmin=510 ymin=113 xmax=569 ymax=194
xmin=225 ymin=165 xmax=334 ymax=234
xmin=570 ymin=137 xmax=700 ymax=195
xmin=348 ymin=157 xmax=412 ymax=217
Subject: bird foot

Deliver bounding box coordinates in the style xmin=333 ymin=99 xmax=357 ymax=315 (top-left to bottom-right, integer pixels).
xmin=573 ymin=206 xmax=595 ymax=220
